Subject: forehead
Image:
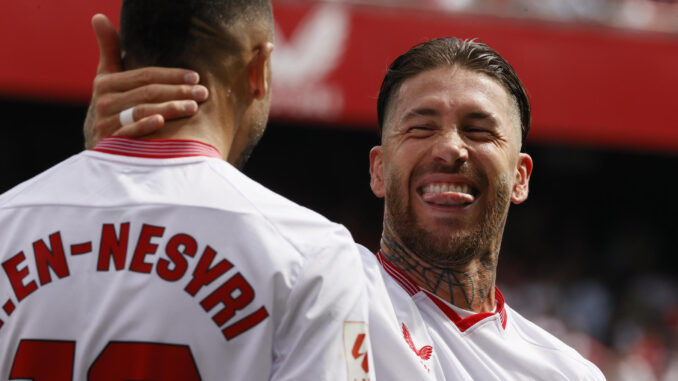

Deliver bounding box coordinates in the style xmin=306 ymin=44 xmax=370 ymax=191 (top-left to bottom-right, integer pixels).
xmin=387 ymin=66 xmax=518 ymax=130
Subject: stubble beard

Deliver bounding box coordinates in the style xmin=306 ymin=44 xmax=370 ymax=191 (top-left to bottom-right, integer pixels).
xmin=234 ymin=125 xmax=264 ymax=170
xmin=234 ymin=107 xmax=269 ymax=170
xmin=385 ymin=167 xmax=512 ymax=268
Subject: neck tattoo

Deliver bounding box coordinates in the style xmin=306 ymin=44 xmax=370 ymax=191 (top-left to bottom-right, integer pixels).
xmin=380 ymin=215 xmax=499 ymax=312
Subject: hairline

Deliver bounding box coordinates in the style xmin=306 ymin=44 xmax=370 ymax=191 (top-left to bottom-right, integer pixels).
xmin=381 ymin=64 xmax=523 ymax=144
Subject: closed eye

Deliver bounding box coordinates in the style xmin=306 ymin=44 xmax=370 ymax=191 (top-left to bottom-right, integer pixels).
xmin=407 ymin=126 xmax=435 ymax=137
xmin=465 ymin=126 xmax=494 ymax=136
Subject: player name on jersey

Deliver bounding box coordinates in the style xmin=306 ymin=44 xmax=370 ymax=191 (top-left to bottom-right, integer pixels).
xmin=0 ymin=222 xmax=269 ymax=340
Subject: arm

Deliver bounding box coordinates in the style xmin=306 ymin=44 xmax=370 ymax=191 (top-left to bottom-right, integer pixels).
xmin=83 ymin=14 xmax=209 ymax=148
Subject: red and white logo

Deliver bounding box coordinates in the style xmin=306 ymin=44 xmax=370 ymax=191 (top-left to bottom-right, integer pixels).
xmin=271 ymin=4 xmax=350 ymax=121
xmin=402 ymin=323 xmax=433 ymax=360
xmin=343 ymin=321 xmax=370 ymax=381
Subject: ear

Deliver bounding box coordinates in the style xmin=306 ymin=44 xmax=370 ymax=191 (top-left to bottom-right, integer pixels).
xmin=369 ymin=146 xmax=386 ymax=198
xmin=511 ymin=153 xmax=533 ymax=204
xmin=249 ymin=42 xmax=274 ymax=100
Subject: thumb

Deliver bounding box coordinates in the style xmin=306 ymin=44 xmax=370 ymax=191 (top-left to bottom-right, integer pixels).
xmin=91 ymin=13 xmax=121 ymax=75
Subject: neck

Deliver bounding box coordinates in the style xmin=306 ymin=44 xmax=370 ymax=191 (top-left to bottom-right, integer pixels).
xmin=143 ymin=82 xmax=237 ymax=162
xmin=379 ymin=216 xmax=499 ymax=313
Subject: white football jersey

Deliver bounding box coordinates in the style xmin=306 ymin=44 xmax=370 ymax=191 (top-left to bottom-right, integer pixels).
xmin=0 ymin=137 xmax=373 ymax=381
xmin=358 ymin=245 xmax=605 ymax=381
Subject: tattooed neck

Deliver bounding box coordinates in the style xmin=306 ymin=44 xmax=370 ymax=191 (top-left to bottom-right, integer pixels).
xmin=380 ymin=217 xmax=499 ymax=313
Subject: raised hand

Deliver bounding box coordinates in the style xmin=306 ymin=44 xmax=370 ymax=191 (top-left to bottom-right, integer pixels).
xmin=83 ymin=14 xmax=209 ymax=148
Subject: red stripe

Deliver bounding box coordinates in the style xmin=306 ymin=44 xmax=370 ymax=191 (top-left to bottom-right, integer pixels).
xmin=376 ymin=251 xmax=420 ymax=296
xmin=92 ymin=137 xmax=222 ymax=159
xmin=374 ymin=250 xmax=508 ymax=331
xmin=423 ymin=288 xmax=508 ymax=332
xmin=495 ymin=288 xmax=508 ymax=330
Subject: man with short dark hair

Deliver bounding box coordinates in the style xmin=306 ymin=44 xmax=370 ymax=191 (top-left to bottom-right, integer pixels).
xmin=360 ymin=37 xmax=604 ymax=379
xmin=0 ymin=1 xmax=372 ymax=379
xmin=81 ymin=32 xmax=605 ymax=380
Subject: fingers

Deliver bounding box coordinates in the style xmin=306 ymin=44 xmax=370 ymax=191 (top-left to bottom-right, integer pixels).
xmin=96 ymin=100 xmax=200 ymax=140
xmin=94 ymin=66 xmax=201 ymax=95
xmin=95 ymin=83 xmax=208 ymax=117
xmin=112 ymin=115 xmax=165 ymax=139
xmin=92 ymin=14 xmax=121 ymax=75
xmin=132 ymin=100 xmax=199 ymax=121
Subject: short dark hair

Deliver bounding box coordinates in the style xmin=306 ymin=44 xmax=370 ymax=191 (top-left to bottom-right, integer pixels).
xmin=377 ymin=37 xmax=530 ymax=151
xmin=120 ymin=0 xmax=273 ymax=70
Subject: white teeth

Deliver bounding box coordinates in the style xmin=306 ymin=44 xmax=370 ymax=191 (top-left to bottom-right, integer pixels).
xmin=422 ymin=183 xmax=472 ymax=195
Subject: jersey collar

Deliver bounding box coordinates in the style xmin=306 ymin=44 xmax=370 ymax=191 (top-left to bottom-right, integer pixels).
xmin=376 ymin=250 xmax=507 ymax=332
xmin=92 ymin=137 xmax=222 ymax=159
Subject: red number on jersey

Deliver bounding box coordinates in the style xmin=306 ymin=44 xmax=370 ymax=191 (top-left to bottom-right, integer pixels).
xmin=89 ymin=341 xmax=201 ymax=380
xmin=10 ymin=340 xmax=75 ymax=381
xmin=10 ymin=339 xmax=201 ymax=380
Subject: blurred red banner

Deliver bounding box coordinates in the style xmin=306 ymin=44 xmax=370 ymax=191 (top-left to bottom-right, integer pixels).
xmin=1 ymin=0 xmax=677 ymax=151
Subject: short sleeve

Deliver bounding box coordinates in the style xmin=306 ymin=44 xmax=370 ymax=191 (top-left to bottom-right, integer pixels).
xmin=270 ymin=226 xmax=374 ymax=381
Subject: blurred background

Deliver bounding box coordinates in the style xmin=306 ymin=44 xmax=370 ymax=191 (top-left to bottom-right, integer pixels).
xmin=1 ymin=0 xmax=677 ymax=379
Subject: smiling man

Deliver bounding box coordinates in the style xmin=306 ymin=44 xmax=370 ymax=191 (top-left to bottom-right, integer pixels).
xmin=360 ymin=37 xmax=604 ymax=379
xmin=369 ymin=40 xmax=531 ymax=314
xmin=82 ymin=33 xmax=604 ymax=379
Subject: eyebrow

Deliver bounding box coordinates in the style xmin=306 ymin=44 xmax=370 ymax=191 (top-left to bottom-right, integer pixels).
xmin=402 ymin=109 xmax=498 ymax=124
xmin=401 ymin=108 xmax=440 ymax=122
xmin=466 ymin=111 xmax=494 ymax=121
xmin=464 ymin=111 xmax=499 ymax=127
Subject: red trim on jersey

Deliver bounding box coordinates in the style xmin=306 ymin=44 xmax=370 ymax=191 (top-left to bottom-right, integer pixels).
xmin=423 ymin=289 xmax=507 ymax=332
xmin=92 ymin=137 xmax=222 ymax=159
xmin=376 ymin=250 xmax=508 ymax=331
xmin=376 ymin=251 xmax=419 ymax=296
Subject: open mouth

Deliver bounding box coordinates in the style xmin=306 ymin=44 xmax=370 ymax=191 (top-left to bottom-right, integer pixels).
xmin=419 ymin=182 xmax=477 ymax=206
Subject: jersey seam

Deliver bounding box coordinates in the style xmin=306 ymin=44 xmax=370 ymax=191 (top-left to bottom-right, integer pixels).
xmin=0 ymin=154 xmax=85 ymax=207
xmin=204 ymin=161 xmax=325 ymax=267
xmin=84 ymin=149 xmax=211 ymax=166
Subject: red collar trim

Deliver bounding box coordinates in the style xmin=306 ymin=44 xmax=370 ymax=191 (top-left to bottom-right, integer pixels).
xmin=376 ymin=250 xmax=419 ymax=296
xmin=376 ymin=250 xmax=507 ymax=332
xmin=423 ymin=288 xmax=507 ymax=332
xmin=92 ymin=137 xmax=222 ymax=159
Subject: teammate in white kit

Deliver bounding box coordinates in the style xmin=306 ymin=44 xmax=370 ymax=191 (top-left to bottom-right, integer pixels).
xmin=0 ymin=1 xmax=373 ymax=380
xmin=81 ymin=24 xmax=605 ymax=381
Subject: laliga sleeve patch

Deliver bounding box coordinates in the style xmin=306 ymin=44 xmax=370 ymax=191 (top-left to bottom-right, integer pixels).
xmin=343 ymin=321 xmax=371 ymax=381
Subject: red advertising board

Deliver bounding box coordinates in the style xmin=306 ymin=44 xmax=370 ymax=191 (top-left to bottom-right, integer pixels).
xmin=1 ymin=0 xmax=677 ymax=151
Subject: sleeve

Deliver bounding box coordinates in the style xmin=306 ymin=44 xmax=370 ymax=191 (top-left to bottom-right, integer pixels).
xmin=269 ymin=226 xmax=374 ymax=381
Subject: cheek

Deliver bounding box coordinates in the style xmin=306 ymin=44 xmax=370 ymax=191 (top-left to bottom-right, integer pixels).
xmin=473 ymin=144 xmax=515 ymax=174
xmin=383 ymin=149 xmax=415 ymax=189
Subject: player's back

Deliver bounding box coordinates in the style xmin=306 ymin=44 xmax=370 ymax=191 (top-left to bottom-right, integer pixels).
xmin=0 ymin=137 xmax=371 ymax=380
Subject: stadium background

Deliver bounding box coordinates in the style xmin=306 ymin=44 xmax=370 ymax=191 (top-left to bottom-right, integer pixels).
xmin=1 ymin=0 xmax=677 ymax=379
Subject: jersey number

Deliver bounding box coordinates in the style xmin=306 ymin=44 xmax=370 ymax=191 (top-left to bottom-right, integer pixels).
xmin=10 ymin=339 xmax=201 ymax=380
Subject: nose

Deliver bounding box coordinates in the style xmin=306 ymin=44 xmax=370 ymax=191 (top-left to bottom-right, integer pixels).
xmin=431 ymin=128 xmax=468 ymax=166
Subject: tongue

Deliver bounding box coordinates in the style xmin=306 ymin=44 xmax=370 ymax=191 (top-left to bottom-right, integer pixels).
xmin=422 ymin=192 xmax=474 ymax=205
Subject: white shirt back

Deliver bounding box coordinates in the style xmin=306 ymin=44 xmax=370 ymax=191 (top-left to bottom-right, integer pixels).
xmin=0 ymin=137 xmax=372 ymax=381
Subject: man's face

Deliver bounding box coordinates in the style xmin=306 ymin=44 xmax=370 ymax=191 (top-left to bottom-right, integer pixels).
xmin=369 ymin=66 xmax=532 ymax=266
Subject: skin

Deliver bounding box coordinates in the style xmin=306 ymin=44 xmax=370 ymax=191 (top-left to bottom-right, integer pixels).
xmin=84 ymin=15 xmax=209 ymax=149
xmin=84 ymin=14 xmax=274 ymax=167
xmin=369 ymin=66 xmax=533 ymax=312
